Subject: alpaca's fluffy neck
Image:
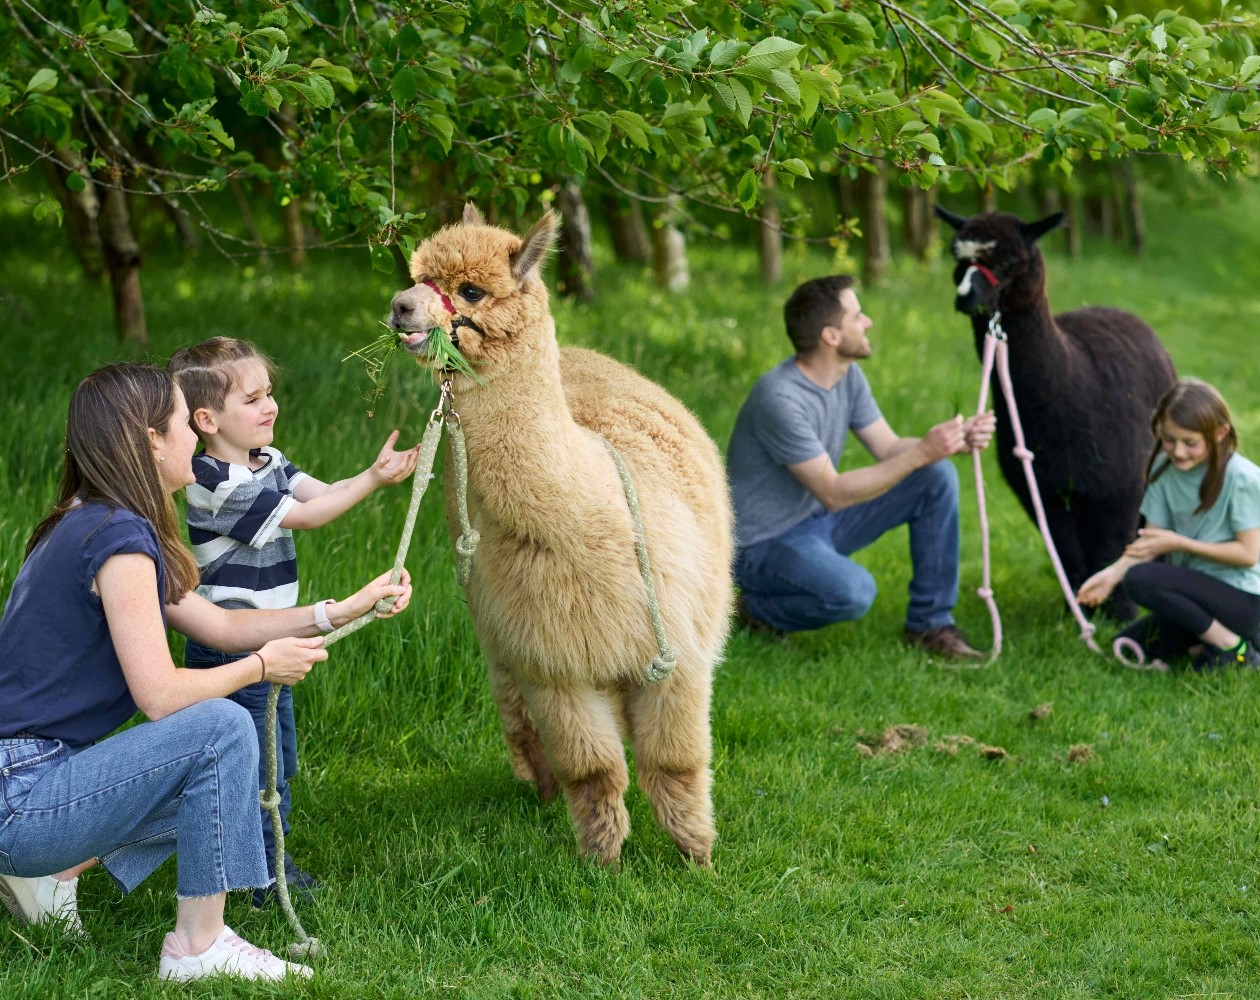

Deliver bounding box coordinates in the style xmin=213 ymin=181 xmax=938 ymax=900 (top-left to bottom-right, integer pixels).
xmin=452 ymin=321 xmax=602 ymax=547
xmin=970 ymin=251 xmax=1070 ymax=379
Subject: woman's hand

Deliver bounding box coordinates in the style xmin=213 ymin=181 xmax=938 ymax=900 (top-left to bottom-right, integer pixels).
xmin=327 ymin=569 xmax=413 ymax=627
xmin=1124 ymin=527 xmax=1181 ymax=561
xmin=257 ymin=637 xmax=328 ymax=686
xmin=1077 ymin=566 xmax=1120 ymax=607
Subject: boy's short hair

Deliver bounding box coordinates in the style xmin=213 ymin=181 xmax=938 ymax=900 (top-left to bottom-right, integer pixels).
xmin=168 ymin=337 xmax=277 ymax=433
xmin=783 ymin=275 xmax=856 ymax=354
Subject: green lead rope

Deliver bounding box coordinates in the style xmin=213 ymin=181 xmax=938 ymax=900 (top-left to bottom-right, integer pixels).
xmin=262 ymin=381 xmax=479 ymax=961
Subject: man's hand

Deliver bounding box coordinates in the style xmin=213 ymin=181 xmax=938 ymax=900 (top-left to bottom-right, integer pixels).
xmin=964 ymin=411 xmax=996 ymax=451
xmin=918 ymin=415 xmax=968 ymax=463
xmin=368 ymin=429 xmax=421 ymax=487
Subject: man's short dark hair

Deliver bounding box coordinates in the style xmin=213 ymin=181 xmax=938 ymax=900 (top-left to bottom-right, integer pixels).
xmin=783 ymin=275 xmax=856 ymax=354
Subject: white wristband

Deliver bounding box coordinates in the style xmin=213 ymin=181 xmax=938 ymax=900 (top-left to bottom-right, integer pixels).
xmin=313 ymin=599 xmax=336 ymax=633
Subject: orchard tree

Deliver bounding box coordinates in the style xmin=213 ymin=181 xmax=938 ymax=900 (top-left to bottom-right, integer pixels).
xmin=1 ymin=0 xmax=1257 ymax=336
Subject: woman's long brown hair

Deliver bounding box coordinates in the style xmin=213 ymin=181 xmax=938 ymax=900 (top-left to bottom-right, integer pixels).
xmin=1146 ymin=378 xmax=1237 ymax=515
xmin=27 ymin=363 xmax=200 ymax=603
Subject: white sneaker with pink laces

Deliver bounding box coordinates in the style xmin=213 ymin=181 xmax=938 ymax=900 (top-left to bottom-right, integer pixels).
xmin=158 ymin=925 xmax=313 ymax=981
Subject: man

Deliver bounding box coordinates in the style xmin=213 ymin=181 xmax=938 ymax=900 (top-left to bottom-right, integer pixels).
xmin=728 ymin=274 xmax=996 ymax=659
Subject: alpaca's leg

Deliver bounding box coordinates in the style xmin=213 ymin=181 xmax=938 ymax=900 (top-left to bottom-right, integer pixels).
xmin=488 ymin=657 xmax=557 ymax=801
xmin=625 ymin=665 xmax=716 ymax=867
xmin=517 ymin=678 xmax=630 ymax=865
xmin=1042 ymin=497 xmax=1088 ymax=594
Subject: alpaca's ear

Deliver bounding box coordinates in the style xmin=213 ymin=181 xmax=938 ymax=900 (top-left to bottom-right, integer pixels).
xmin=1021 ymin=212 xmax=1065 ymax=244
xmin=510 ymin=210 xmax=560 ymax=284
xmin=934 ymin=205 xmax=968 ymax=230
xmin=462 ymin=203 xmax=486 ymax=227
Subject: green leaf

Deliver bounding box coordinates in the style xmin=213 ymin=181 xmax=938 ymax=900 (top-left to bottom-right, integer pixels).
xmin=310 ymin=59 xmax=355 ymax=89
xmin=736 ymin=168 xmax=759 ymax=210
xmin=1150 ymin=24 xmax=1167 ymax=51
xmin=708 ymin=39 xmax=743 ymax=69
xmin=769 ymin=68 xmax=800 ymax=105
xmin=813 ymin=11 xmax=876 ymax=41
xmin=813 ymin=116 xmax=837 ymax=153
xmin=97 ymin=28 xmax=135 ymax=53
xmin=25 ymin=69 xmax=57 ymax=94
xmin=65 ymin=171 xmax=86 ymax=192
xmin=1239 ymin=55 xmax=1260 ymax=86
xmin=743 ymin=37 xmax=804 ymax=70
xmin=612 ymin=110 xmax=650 ymax=150
xmin=428 ymin=115 xmax=454 ymax=154
xmin=1027 ymin=108 xmax=1058 ymax=129
xmin=779 ymin=158 xmax=812 ymax=179
xmin=989 ymin=0 xmax=1019 ymax=15
xmin=293 ymin=74 xmax=336 ymax=109
xmin=369 ymin=243 xmax=394 ymax=274
xmin=391 ymin=68 xmax=417 ymax=106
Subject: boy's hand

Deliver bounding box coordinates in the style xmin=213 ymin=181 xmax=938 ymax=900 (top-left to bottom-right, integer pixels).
xmin=369 ymin=430 xmax=421 ymax=487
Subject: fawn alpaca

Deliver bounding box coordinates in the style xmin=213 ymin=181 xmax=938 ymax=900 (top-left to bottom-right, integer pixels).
xmin=389 ymin=205 xmax=733 ymax=865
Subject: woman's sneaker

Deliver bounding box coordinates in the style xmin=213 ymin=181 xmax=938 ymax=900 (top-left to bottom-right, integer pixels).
xmin=0 ymin=874 xmax=83 ymax=935
xmin=1192 ymin=638 xmax=1260 ymax=672
xmin=158 ymin=925 xmax=313 ymax=981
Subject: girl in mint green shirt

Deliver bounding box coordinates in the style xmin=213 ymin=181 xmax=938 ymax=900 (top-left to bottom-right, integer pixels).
xmin=1078 ymin=379 xmax=1260 ymax=670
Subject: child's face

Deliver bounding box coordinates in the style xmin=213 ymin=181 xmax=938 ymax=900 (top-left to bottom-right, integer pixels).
xmin=208 ymin=360 xmax=278 ymax=454
xmin=1159 ymin=419 xmax=1211 ymax=471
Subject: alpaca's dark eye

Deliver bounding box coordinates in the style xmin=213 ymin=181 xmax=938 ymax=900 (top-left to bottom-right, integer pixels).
xmin=460 ymin=284 xmax=485 ymax=303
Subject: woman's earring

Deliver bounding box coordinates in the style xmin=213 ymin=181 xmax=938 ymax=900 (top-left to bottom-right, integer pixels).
xmin=159 ymin=454 xmax=166 ymax=462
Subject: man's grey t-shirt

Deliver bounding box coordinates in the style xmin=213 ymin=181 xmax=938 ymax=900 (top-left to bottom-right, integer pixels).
xmin=728 ymin=358 xmax=882 ymax=548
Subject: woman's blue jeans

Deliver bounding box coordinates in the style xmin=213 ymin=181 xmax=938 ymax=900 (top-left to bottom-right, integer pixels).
xmin=735 ymin=460 xmax=962 ymax=634
xmin=0 ymin=699 xmax=269 ymax=898
xmin=185 ymin=640 xmax=296 ymax=869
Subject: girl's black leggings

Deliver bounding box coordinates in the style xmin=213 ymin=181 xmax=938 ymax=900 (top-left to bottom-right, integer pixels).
xmin=1120 ymin=561 xmax=1260 ymax=660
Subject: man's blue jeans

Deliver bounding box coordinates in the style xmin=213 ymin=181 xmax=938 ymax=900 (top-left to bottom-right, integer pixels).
xmin=185 ymin=640 xmax=295 ymax=870
xmin=0 ymin=700 xmax=268 ymax=898
xmin=735 ymin=460 xmax=961 ymax=634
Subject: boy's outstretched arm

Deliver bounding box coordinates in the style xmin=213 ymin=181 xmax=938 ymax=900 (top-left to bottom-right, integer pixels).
xmin=283 ymin=430 xmax=420 ymax=529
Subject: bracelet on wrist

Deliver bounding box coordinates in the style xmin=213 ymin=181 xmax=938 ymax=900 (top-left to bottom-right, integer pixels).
xmin=313 ymin=599 xmax=336 ymax=633
xmin=255 ymin=651 xmax=267 ymax=684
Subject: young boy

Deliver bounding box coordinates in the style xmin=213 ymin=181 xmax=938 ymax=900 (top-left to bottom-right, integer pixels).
xmin=168 ymin=337 xmax=419 ymax=907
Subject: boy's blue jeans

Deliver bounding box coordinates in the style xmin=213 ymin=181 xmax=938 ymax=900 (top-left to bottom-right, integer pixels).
xmin=0 ymin=700 xmax=268 ymax=897
xmin=735 ymin=460 xmax=962 ymax=634
xmin=185 ymin=641 xmax=296 ymax=871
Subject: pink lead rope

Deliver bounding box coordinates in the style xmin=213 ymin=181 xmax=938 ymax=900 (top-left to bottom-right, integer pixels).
xmin=974 ymin=313 xmax=1100 ymax=660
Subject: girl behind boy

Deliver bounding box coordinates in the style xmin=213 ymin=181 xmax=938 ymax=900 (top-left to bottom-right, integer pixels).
xmin=1078 ymin=378 xmax=1260 ymax=669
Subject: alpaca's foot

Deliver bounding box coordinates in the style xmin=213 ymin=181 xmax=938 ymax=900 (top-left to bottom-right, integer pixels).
xmin=565 ymin=772 xmax=630 ymax=865
xmin=639 ymin=767 xmax=715 ymax=867
xmin=505 ymin=731 xmax=558 ymax=802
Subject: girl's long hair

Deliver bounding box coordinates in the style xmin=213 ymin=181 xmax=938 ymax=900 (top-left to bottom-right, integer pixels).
xmin=1146 ymin=378 xmax=1237 ymax=514
xmin=27 ymin=363 xmax=200 ymax=603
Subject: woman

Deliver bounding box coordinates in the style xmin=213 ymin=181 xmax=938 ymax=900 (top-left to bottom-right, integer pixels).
xmin=0 ymin=363 xmax=412 ymax=981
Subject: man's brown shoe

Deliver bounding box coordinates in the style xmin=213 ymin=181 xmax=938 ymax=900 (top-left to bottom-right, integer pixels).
xmin=903 ymin=624 xmax=985 ymax=661
xmin=734 ymin=595 xmax=786 ymax=642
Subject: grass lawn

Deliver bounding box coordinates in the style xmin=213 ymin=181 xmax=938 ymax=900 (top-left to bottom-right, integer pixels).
xmin=3 ymin=180 xmax=1260 ymax=998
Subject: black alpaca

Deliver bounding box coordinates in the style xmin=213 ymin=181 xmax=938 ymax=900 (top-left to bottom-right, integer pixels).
xmin=935 ymin=207 xmax=1176 ymax=622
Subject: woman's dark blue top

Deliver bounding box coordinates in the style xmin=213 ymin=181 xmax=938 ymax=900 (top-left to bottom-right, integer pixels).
xmin=0 ymin=503 xmax=166 ymax=748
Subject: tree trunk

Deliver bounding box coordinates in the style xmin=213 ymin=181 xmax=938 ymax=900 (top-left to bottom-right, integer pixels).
xmin=758 ymin=169 xmax=782 ymax=284
xmin=652 ymin=196 xmax=689 ymax=293
xmin=1118 ymin=162 xmax=1144 ymax=255
xmin=555 ymin=178 xmax=595 ymax=301
xmin=858 ymin=163 xmax=889 ymax=285
xmin=278 ymin=104 xmax=306 ymax=270
xmin=44 ymin=145 xmax=105 ymax=281
xmin=836 ymin=168 xmax=856 ymax=224
xmin=1063 ymin=189 xmax=1082 ymax=258
xmin=600 ymin=186 xmax=650 ymax=264
xmin=229 ymin=177 xmax=267 ymax=255
xmin=903 ymin=183 xmax=936 ymax=261
xmin=981 ymin=182 xmax=998 ymax=213
xmin=99 ymin=181 xmax=147 ymax=347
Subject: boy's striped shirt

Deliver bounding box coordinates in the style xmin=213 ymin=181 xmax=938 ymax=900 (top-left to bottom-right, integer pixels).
xmin=185 ymin=446 xmax=307 ymax=610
